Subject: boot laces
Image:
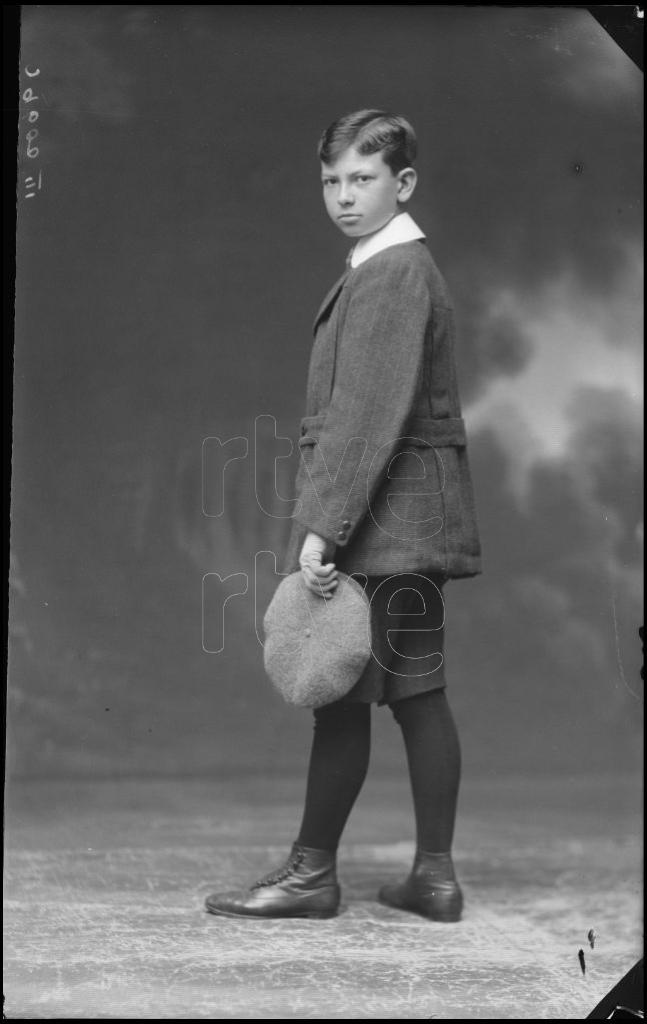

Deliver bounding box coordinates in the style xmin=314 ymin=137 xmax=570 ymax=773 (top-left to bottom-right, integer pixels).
xmin=250 ymin=848 xmax=305 ymax=890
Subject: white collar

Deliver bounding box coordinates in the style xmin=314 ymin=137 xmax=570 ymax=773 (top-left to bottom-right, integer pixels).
xmin=349 ymin=211 xmax=425 ymax=268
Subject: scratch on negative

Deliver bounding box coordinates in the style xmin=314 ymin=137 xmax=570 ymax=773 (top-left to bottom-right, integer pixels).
xmin=609 ymin=568 xmax=641 ymax=700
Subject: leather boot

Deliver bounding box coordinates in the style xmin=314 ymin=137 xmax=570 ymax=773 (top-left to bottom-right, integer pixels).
xmin=378 ymin=850 xmax=463 ymax=922
xmin=204 ymin=842 xmax=340 ymax=919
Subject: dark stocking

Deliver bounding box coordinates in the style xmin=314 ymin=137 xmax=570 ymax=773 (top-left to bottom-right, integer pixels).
xmin=389 ymin=688 xmax=461 ymax=854
xmin=296 ymin=701 xmax=371 ymax=852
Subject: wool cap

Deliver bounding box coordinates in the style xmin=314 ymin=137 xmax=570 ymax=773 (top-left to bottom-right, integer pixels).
xmin=263 ymin=570 xmax=372 ymax=709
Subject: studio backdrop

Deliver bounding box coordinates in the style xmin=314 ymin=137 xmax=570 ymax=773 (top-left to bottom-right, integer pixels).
xmin=9 ymin=5 xmax=643 ymax=780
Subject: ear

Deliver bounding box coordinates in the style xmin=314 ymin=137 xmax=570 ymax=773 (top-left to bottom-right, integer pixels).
xmin=396 ymin=166 xmax=417 ymax=203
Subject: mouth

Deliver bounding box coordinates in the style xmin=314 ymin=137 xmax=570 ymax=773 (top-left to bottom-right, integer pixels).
xmin=338 ymin=213 xmax=360 ymax=221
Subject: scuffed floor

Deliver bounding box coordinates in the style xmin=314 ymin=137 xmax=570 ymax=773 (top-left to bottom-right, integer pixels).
xmin=3 ymin=773 xmax=642 ymax=1019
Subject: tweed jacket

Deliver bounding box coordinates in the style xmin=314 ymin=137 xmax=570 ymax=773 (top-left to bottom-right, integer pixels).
xmin=281 ymin=237 xmax=482 ymax=579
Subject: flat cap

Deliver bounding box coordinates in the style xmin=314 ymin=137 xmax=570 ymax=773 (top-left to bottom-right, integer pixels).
xmin=263 ymin=570 xmax=372 ymax=708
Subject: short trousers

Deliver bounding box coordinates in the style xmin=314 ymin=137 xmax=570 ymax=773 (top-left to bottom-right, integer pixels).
xmin=339 ymin=570 xmax=447 ymax=706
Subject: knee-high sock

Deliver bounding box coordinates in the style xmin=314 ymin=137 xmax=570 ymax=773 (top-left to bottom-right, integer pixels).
xmin=296 ymin=701 xmax=371 ymax=852
xmin=389 ymin=689 xmax=461 ymax=853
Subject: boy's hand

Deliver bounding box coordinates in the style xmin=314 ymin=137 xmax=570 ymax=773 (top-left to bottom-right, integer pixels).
xmin=299 ymin=531 xmax=338 ymax=599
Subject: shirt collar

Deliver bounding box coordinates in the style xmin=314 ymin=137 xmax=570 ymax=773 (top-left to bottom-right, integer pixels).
xmin=349 ymin=211 xmax=426 ymax=268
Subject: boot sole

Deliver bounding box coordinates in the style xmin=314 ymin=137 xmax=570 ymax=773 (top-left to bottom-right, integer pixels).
xmin=378 ymin=893 xmax=462 ymax=923
xmin=205 ymin=905 xmax=339 ymax=920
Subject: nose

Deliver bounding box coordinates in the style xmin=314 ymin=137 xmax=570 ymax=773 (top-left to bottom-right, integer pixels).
xmin=337 ymin=182 xmax=354 ymax=207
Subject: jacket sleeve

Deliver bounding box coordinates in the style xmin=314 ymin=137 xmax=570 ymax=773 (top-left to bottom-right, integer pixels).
xmin=294 ymin=248 xmax=431 ymax=548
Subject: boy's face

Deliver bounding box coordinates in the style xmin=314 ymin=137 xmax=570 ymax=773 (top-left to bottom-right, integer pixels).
xmin=321 ymin=145 xmax=417 ymax=239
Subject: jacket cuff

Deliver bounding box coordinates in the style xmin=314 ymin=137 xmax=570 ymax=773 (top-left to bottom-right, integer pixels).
xmin=294 ymin=502 xmax=357 ymax=549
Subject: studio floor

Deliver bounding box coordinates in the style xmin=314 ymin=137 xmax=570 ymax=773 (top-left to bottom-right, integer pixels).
xmin=3 ymin=771 xmax=642 ymax=1019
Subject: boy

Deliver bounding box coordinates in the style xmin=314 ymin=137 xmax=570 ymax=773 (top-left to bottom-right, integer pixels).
xmin=205 ymin=110 xmax=482 ymax=921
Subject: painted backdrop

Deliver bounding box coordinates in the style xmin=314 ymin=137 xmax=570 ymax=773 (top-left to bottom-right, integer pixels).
xmin=10 ymin=6 xmax=643 ymax=781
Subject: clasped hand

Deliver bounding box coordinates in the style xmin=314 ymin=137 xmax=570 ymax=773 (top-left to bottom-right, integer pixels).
xmin=299 ymin=531 xmax=339 ymax=599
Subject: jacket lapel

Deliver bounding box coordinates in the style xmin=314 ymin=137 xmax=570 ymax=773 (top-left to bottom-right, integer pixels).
xmin=312 ymin=270 xmax=348 ymax=334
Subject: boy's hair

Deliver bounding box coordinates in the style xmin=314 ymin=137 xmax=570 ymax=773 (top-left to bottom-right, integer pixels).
xmin=318 ymin=110 xmax=417 ymax=173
